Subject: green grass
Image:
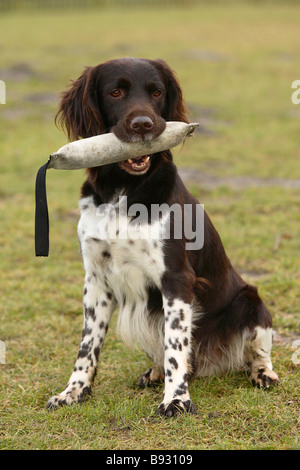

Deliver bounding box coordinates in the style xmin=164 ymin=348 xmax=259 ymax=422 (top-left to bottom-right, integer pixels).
xmin=0 ymin=3 xmax=299 ymax=450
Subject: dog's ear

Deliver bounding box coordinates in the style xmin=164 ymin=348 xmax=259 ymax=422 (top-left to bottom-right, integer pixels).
xmin=55 ymin=66 xmax=105 ymax=141
xmin=153 ymin=60 xmax=189 ymax=123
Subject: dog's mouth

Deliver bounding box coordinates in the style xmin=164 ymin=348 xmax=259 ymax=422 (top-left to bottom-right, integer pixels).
xmin=118 ymin=154 xmax=152 ymax=175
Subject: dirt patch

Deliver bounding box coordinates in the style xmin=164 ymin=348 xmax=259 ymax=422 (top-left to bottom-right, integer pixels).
xmin=187 ymin=103 xmax=232 ymax=136
xmin=0 ymin=109 xmax=27 ymax=120
xmin=24 ymin=92 xmax=58 ymax=104
xmin=0 ymin=63 xmax=37 ymax=82
xmin=178 ymin=167 xmax=300 ymax=190
xmin=273 ymin=330 xmax=300 ymax=346
xmin=183 ymin=50 xmax=227 ymax=62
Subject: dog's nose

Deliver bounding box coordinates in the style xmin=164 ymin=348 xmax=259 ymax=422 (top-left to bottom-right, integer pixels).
xmin=130 ymin=116 xmax=154 ymax=134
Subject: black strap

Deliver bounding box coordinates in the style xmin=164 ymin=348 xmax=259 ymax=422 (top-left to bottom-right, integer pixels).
xmin=35 ymin=159 xmax=50 ymax=256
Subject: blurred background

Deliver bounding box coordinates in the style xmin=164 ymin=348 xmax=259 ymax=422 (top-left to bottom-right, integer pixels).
xmin=0 ymin=0 xmax=299 ymax=450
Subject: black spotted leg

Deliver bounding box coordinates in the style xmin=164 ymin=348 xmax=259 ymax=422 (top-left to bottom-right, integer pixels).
xmin=158 ymin=296 xmax=197 ymax=417
xmin=46 ymin=273 xmax=116 ymax=410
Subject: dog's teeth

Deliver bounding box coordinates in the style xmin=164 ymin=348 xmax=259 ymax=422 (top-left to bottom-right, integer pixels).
xmin=133 ymin=163 xmax=145 ymax=168
xmin=128 ymin=158 xmax=133 ymax=163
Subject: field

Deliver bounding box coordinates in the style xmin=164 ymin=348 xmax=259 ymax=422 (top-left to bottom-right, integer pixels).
xmin=0 ymin=2 xmax=299 ymax=450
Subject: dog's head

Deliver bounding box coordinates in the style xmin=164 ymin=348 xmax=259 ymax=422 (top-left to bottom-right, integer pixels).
xmin=56 ymin=58 xmax=188 ymax=176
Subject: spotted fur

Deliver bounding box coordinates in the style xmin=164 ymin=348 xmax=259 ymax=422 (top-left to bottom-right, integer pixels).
xmin=46 ymin=58 xmax=279 ymax=415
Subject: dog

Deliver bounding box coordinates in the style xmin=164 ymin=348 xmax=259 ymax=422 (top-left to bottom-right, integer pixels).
xmin=46 ymin=58 xmax=279 ymax=416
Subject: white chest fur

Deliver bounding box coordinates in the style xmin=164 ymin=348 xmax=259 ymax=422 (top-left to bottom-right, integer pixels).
xmin=77 ymin=195 xmax=166 ymax=361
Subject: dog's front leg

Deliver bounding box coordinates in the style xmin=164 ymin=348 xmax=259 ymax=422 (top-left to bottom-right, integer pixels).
xmin=158 ymin=296 xmax=197 ymax=417
xmin=46 ymin=274 xmax=116 ymax=410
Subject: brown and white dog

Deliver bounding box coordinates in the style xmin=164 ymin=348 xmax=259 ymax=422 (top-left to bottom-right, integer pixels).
xmin=46 ymin=58 xmax=279 ymax=416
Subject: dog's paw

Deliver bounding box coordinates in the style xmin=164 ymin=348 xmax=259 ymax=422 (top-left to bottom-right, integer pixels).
xmin=138 ymin=367 xmax=164 ymax=389
xmin=46 ymin=385 xmax=92 ymax=410
xmin=250 ymin=367 xmax=279 ymax=389
xmin=157 ymin=399 xmax=197 ymax=418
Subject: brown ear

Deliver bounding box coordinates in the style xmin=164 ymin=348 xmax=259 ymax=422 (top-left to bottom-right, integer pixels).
xmin=153 ymin=60 xmax=189 ymax=123
xmin=55 ymin=66 xmax=105 ymax=141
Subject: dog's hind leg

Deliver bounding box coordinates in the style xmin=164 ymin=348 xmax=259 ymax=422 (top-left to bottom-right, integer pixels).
xmin=46 ymin=271 xmax=116 ymax=410
xmin=138 ymin=365 xmax=164 ymax=388
xmin=244 ymin=326 xmax=279 ymax=388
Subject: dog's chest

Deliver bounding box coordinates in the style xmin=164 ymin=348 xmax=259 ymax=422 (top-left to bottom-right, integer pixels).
xmin=78 ymin=196 xmax=166 ymax=304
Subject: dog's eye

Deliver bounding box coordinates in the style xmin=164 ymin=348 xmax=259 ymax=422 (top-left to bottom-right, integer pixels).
xmin=152 ymin=89 xmax=162 ymax=98
xmin=110 ymin=89 xmax=122 ymax=98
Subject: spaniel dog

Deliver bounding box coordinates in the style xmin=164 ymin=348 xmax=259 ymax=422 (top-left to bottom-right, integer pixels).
xmin=46 ymin=58 xmax=279 ymax=416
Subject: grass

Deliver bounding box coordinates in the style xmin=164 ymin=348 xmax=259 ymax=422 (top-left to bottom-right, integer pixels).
xmin=0 ymin=3 xmax=299 ymax=450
